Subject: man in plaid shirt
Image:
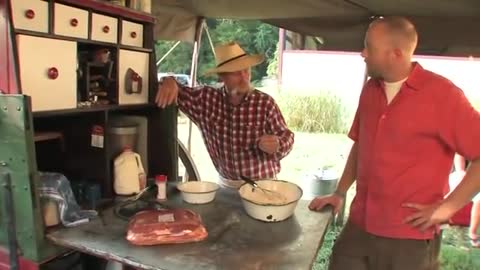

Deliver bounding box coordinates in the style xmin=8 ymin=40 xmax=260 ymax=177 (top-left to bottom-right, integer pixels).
xmin=156 ymin=42 xmax=294 ymax=187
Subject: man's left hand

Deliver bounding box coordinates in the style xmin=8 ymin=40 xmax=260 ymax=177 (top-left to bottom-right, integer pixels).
xmin=402 ymin=201 xmax=452 ymax=231
xmin=258 ymin=135 xmax=280 ymax=154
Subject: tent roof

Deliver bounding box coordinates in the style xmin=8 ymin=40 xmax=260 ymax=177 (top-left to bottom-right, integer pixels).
xmin=152 ymin=0 xmax=480 ymax=56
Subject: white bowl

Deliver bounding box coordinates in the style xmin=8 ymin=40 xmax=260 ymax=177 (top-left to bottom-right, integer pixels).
xmin=238 ymin=180 xmax=303 ymax=222
xmin=177 ymin=181 xmax=219 ymax=204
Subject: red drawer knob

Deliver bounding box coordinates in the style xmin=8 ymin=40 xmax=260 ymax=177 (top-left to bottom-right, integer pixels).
xmin=130 ymin=31 xmax=137 ymax=38
xmin=25 ymin=9 xmax=35 ymax=19
xmin=132 ymin=72 xmax=140 ymax=81
xmin=70 ymin=18 xmax=78 ymax=27
xmin=102 ymin=25 xmax=110 ymax=33
xmin=47 ymin=67 xmax=59 ymax=80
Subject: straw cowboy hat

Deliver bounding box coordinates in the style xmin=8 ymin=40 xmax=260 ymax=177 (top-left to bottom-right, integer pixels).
xmin=204 ymin=42 xmax=265 ymax=75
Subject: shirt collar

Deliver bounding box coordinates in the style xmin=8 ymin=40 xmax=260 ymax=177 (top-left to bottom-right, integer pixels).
xmin=403 ymin=62 xmax=425 ymax=91
xmin=373 ymin=62 xmax=425 ymax=91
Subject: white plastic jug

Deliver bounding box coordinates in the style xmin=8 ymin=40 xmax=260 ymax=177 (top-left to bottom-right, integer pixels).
xmin=114 ymin=149 xmax=146 ymax=195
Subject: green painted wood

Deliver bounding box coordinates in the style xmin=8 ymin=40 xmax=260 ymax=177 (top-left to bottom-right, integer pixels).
xmin=0 ymin=95 xmax=64 ymax=262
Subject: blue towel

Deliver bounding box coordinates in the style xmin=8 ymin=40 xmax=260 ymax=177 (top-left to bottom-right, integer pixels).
xmin=38 ymin=172 xmax=97 ymax=227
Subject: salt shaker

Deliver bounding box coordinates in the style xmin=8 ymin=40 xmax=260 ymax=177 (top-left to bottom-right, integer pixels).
xmin=155 ymin=175 xmax=167 ymax=201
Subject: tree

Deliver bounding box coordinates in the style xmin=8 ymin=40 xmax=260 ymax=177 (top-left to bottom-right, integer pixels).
xmin=155 ymin=19 xmax=279 ymax=85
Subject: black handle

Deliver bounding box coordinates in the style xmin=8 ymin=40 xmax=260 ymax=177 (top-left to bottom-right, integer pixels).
xmin=1 ymin=171 xmax=19 ymax=270
xmin=240 ymin=175 xmax=258 ymax=188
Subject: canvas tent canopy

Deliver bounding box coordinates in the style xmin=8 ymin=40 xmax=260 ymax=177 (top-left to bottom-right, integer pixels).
xmin=152 ymin=0 xmax=480 ymax=56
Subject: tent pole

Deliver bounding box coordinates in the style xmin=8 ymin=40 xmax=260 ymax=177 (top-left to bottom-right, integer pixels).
xmin=156 ymin=40 xmax=181 ymax=67
xmin=186 ymin=17 xmax=205 ymax=152
xmin=204 ymin=22 xmax=216 ymax=57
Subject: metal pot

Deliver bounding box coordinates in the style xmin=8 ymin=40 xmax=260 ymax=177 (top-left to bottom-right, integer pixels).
xmin=108 ymin=123 xmax=138 ymax=158
xmin=301 ymin=167 xmax=339 ymax=200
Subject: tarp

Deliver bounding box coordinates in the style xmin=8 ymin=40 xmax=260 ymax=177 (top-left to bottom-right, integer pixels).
xmin=152 ymin=0 xmax=480 ymax=56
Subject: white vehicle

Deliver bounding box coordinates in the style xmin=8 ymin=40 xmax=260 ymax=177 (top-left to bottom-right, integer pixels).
xmin=157 ymin=73 xmax=191 ymax=86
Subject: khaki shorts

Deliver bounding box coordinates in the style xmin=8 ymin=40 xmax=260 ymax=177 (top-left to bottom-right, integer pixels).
xmin=329 ymin=221 xmax=441 ymax=270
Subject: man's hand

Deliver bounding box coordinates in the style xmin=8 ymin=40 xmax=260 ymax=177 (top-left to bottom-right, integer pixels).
xmin=402 ymin=201 xmax=453 ymax=231
xmin=258 ymin=135 xmax=280 ymax=154
xmin=309 ymin=193 xmax=344 ymax=214
xmin=155 ymin=77 xmax=179 ymax=108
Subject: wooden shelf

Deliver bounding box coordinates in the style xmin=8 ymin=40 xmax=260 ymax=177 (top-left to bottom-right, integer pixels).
xmin=119 ymin=45 xmax=153 ymax=53
xmin=33 ymin=103 xmax=156 ymax=118
xmin=34 ymin=131 xmax=64 ymax=142
xmin=15 ymin=29 xmax=153 ymax=54
xmin=57 ymin=0 xmax=156 ymax=24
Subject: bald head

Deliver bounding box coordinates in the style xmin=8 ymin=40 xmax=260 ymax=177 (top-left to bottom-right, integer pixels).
xmin=370 ymin=16 xmax=418 ymax=56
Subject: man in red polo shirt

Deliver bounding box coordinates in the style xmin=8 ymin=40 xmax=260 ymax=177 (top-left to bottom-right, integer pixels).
xmin=309 ymin=16 xmax=480 ymax=270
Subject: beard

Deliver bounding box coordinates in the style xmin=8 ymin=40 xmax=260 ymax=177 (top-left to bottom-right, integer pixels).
xmin=229 ymin=80 xmax=253 ymax=96
xmin=366 ymin=64 xmax=383 ymax=80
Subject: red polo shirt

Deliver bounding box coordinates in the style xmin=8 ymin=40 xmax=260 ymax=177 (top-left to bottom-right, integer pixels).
xmin=349 ymin=63 xmax=480 ymax=239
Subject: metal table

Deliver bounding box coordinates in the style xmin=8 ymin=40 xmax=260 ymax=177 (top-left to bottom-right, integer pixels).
xmin=47 ymin=187 xmax=333 ymax=270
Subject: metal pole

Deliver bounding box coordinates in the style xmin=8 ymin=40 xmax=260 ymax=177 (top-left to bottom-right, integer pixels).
xmin=1 ymin=169 xmax=19 ymax=270
xmin=183 ymin=17 xmax=205 ymax=181
xmin=203 ymin=22 xmax=216 ymax=58
xmin=155 ymin=40 xmax=181 ymax=67
xmin=277 ymin=28 xmax=285 ymax=86
xmin=186 ymin=18 xmax=205 ymax=153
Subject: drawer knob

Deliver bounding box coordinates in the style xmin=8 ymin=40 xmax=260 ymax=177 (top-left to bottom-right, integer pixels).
xmin=102 ymin=25 xmax=110 ymax=33
xmin=70 ymin=18 xmax=78 ymax=27
xmin=130 ymin=31 xmax=137 ymax=38
xmin=47 ymin=67 xmax=59 ymax=80
xmin=132 ymin=72 xmax=140 ymax=82
xmin=25 ymin=9 xmax=35 ymax=19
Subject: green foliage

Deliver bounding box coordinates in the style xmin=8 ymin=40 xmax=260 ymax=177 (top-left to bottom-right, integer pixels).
xmin=313 ymin=225 xmax=342 ymax=270
xmin=277 ymin=93 xmax=348 ymax=134
xmin=440 ymin=245 xmax=479 ymax=270
xmin=155 ymin=19 xmax=279 ymax=84
xmin=267 ymin=43 xmax=279 ymax=77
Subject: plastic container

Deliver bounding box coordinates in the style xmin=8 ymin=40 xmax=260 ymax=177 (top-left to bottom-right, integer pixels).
xmin=114 ymin=149 xmax=145 ymax=195
xmin=41 ymin=199 xmax=60 ymax=227
xmin=155 ymin=175 xmax=167 ymax=201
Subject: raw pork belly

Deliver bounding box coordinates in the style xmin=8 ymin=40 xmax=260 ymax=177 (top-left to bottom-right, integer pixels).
xmin=126 ymin=209 xmax=208 ymax=245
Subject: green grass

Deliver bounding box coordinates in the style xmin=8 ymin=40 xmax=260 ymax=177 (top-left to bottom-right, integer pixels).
xmin=313 ymin=225 xmax=343 ymax=270
xmin=277 ymin=93 xmax=349 ymax=134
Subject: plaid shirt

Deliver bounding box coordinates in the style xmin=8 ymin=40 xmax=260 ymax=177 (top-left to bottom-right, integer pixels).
xmin=178 ymin=85 xmax=294 ymax=180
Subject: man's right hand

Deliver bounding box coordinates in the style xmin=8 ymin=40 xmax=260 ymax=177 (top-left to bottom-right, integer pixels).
xmin=155 ymin=77 xmax=179 ymax=108
xmin=308 ymin=193 xmax=345 ymax=214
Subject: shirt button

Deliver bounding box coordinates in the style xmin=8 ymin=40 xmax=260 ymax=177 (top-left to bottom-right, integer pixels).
xmin=381 ymin=114 xmax=387 ymax=120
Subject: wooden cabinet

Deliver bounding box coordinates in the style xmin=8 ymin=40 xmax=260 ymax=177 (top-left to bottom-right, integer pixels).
xmin=11 ymin=0 xmax=49 ymax=33
xmin=91 ymin=13 xmax=118 ymax=43
xmin=118 ymin=49 xmax=149 ymax=104
xmin=1 ymin=1 xmax=179 ymax=268
xmin=16 ymin=35 xmax=77 ymax=112
xmin=54 ymin=3 xmax=89 ymax=39
xmin=121 ymin=20 xmax=144 ymax=47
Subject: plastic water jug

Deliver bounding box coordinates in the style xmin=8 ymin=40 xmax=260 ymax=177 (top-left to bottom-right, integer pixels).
xmin=114 ymin=148 xmax=146 ymax=195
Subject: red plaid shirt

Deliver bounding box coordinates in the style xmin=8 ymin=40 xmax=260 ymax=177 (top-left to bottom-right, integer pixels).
xmin=178 ymin=86 xmax=294 ymax=180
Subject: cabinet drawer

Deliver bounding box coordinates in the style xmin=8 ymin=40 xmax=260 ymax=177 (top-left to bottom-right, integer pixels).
xmin=54 ymin=3 xmax=88 ymax=39
xmin=17 ymin=35 xmax=77 ymax=112
xmin=121 ymin=20 xmax=143 ymax=47
xmin=91 ymin=13 xmax=118 ymax=43
xmin=11 ymin=0 xmax=48 ymax=33
xmin=118 ymin=50 xmax=149 ymax=105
